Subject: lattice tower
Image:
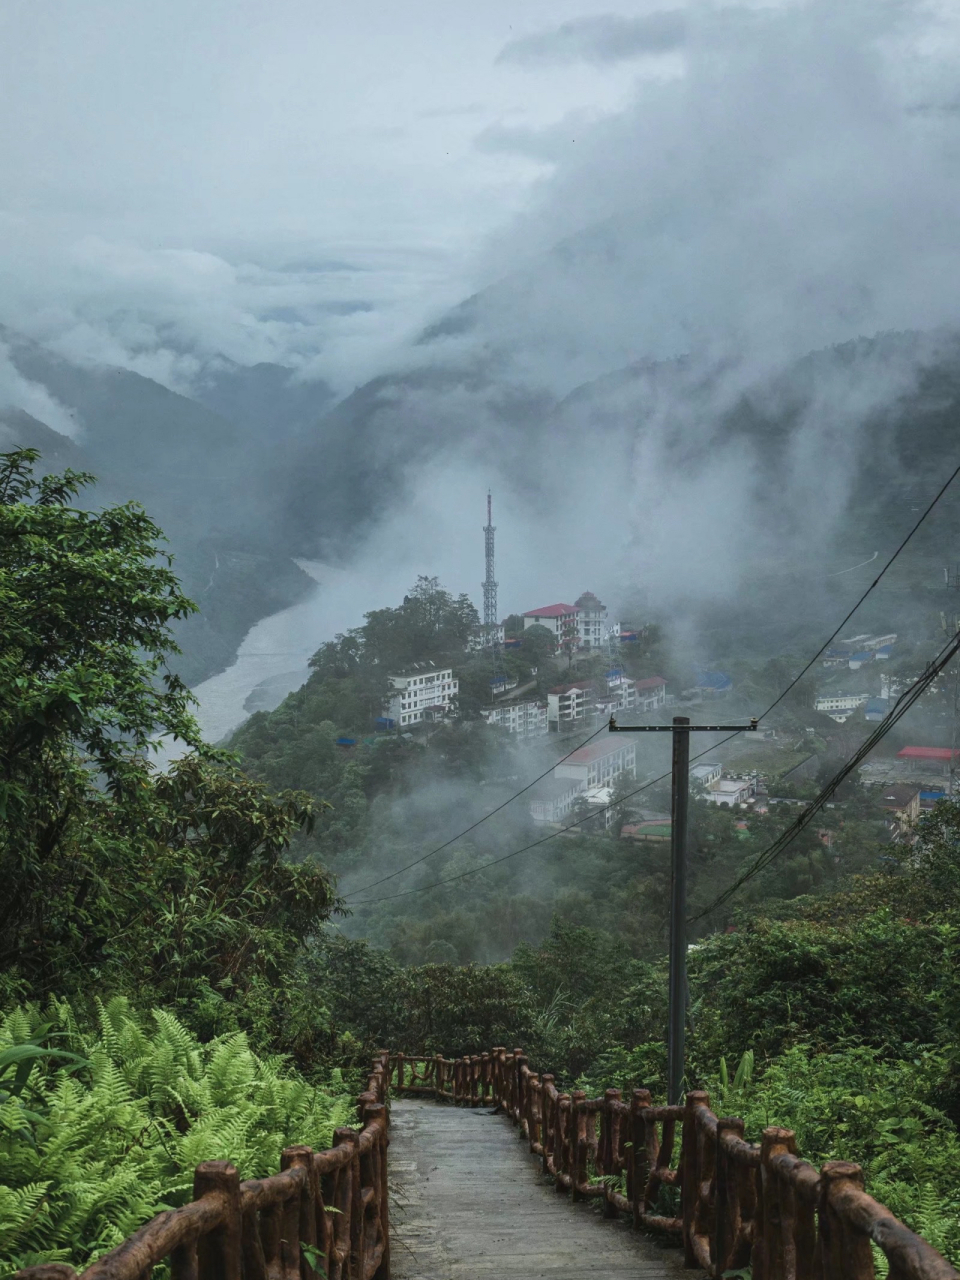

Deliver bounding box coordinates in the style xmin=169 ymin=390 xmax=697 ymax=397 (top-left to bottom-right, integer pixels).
xmin=482 ymin=490 xmax=498 ymax=631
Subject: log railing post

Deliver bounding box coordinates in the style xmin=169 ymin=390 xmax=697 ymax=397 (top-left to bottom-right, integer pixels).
xmin=555 ymin=1094 xmax=571 ymax=1193
xmin=333 ymin=1129 xmax=361 ymax=1280
xmin=570 ymin=1091 xmax=587 ymax=1202
xmin=755 ymin=1127 xmax=796 ymax=1280
xmin=193 ymin=1162 xmax=242 ymax=1280
xmin=526 ymin=1074 xmax=540 ymax=1152
xmin=602 ymin=1089 xmax=622 ymax=1219
xmin=818 ymin=1161 xmax=876 ymax=1280
xmin=682 ymin=1092 xmax=709 ymax=1269
xmin=434 ymin=1052 xmax=444 ymax=1100
xmin=715 ymin=1117 xmax=746 ymax=1278
xmin=280 ymin=1147 xmax=316 ymax=1280
xmin=630 ymin=1089 xmax=652 ymax=1231
xmin=541 ymin=1075 xmax=556 ymax=1176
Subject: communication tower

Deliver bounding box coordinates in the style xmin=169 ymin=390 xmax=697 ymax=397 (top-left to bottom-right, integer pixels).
xmin=483 ymin=490 xmax=498 ymax=633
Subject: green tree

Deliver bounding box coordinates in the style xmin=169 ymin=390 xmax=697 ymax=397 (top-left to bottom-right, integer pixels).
xmin=0 ymin=448 xmax=200 ymax=970
xmin=0 ymin=449 xmax=337 ymax=1039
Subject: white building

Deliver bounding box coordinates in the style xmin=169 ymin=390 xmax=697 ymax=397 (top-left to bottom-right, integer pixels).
xmin=554 ymin=738 xmax=636 ymax=788
xmin=547 ymin=682 xmax=592 ymax=729
xmin=839 ymin=633 xmax=897 ymax=653
xmin=580 ymin=785 xmax=619 ymax=829
xmin=388 ymin=666 xmax=458 ymax=727
xmin=691 ymin=762 xmax=722 ymax=789
xmin=482 ymin=698 xmax=548 ymax=739
xmin=467 ymin=623 xmax=505 ymax=652
xmin=574 ymin=592 xmax=608 ymax=650
xmin=523 ymin=604 xmax=581 ymax=651
xmin=707 ymin=777 xmax=755 ymax=807
xmin=634 ymin=676 xmax=667 ymax=712
xmin=529 ymin=776 xmax=584 ymax=824
xmin=814 ymin=692 xmax=869 ymax=723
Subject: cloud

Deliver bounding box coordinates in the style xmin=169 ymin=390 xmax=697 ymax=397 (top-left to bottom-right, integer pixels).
xmin=497 ymin=11 xmax=688 ymax=66
xmin=0 ymin=341 xmax=80 ymax=439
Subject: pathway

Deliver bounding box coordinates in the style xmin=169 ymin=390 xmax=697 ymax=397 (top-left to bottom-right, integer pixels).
xmin=389 ymin=1098 xmax=689 ymax=1280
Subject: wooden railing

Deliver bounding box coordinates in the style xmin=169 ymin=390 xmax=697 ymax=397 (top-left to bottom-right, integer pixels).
xmin=390 ymin=1046 xmax=960 ymax=1280
xmin=16 ymin=1055 xmax=392 ymax=1280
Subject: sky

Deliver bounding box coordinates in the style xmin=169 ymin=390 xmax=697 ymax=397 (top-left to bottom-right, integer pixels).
xmin=7 ymin=0 xmax=960 ymax=696
xmin=0 ymin=0 xmax=661 ymax=388
xmin=3 ymin=0 xmax=960 ymax=396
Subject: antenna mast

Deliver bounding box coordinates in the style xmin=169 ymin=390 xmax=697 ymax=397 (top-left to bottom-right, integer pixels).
xmin=482 ymin=490 xmax=498 ymax=635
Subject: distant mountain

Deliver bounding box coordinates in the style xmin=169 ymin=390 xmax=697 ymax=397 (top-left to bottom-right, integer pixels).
xmin=0 ymin=328 xmax=316 ymax=686
xmin=192 ymin=358 xmax=336 ymax=439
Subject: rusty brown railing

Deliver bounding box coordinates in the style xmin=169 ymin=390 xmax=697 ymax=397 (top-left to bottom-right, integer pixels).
xmin=16 ymin=1055 xmax=392 ymax=1280
xmin=389 ymin=1046 xmax=959 ymax=1280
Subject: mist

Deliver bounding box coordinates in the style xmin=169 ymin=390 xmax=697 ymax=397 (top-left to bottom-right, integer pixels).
xmin=5 ymin=1 xmax=960 ymax=955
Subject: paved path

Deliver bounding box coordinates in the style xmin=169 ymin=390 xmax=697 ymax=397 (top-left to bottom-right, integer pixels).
xmin=389 ymin=1098 xmax=689 ymax=1280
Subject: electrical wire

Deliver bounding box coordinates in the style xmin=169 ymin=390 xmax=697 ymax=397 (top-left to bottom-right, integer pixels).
xmin=349 ymin=455 xmax=960 ymax=908
xmin=343 ymin=722 xmax=608 ymax=898
xmin=688 ymin=628 xmax=960 ymax=923
xmin=762 ymin=457 xmax=960 ymax=717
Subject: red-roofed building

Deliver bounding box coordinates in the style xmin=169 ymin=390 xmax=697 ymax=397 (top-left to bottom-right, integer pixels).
xmin=554 ymin=737 xmax=636 ymax=788
xmin=523 ymin=603 xmax=580 ymax=652
xmin=635 ymin=676 xmax=667 ymax=711
xmin=897 ymin=747 xmax=960 ymax=775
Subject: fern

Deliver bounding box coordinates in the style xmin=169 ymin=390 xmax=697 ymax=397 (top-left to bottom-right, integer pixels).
xmin=0 ymin=999 xmax=354 ymax=1278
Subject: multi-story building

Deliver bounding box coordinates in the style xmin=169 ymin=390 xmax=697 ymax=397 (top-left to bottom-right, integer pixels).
xmin=691 ymin=762 xmax=722 ymax=789
xmin=814 ymin=692 xmax=869 ymax=723
xmin=467 ymin=623 xmax=505 ymax=652
xmin=387 ymin=666 xmax=458 ymax=727
xmin=481 ymin=698 xmax=548 ymax=739
xmin=877 ymin=783 xmax=921 ymax=836
xmin=706 ymin=777 xmax=755 ymax=807
xmin=575 ymin=592 xmax=608 ymax=650
xmin=634 ymin=676 xmax=667 ymax=712
xmin=529 ymin=776 xmax=584 ymax=824
xmin=523 ymin=604 xmax=581 ymax=652
xmin=547 ymin=681 xmax=592 ymax=729
xmin=554 ymin=739 xmax=636 ymax=789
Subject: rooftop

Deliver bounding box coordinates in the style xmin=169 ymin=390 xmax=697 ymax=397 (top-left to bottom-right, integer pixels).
xmin=530 ymin=777 xmax=583 ymax=800
xmin=695 ymin=670 xmax=733 ymax=690
xmin=562 ymin=739 xmax=635 ymax=765
xmin=549 ymin=681 xmax=593 ymax=695
xmin=897 ymin=747 xmax=960 ymax=761
xmin=635 ymin=676 xmax=667 ymax=690
xmin=524 ymin=603 xmax=580 ymax=618
xmin=878 ymin=784 xmax=921 ymax=809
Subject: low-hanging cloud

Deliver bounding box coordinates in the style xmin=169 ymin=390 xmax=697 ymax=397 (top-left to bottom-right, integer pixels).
xmin=497 ymin=11 xmax=688 ymax=66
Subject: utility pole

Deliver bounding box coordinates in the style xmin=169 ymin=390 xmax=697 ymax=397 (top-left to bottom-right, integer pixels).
xmin=610 ymin=712 xmax=757 ymax=1104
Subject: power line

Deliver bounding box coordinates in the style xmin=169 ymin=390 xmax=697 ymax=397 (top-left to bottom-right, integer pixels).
xmin=763 ymin=457 xmax=960 ymax=717
xmin=343 ymin=722 xmax=608 ymax=898
xmin=348 ymin=734 xmax=735 ymax=907
xmin=349 ymin=454 xmax=960 ymax=908
xmin=688 ymin=628 xmax=960 ymax=923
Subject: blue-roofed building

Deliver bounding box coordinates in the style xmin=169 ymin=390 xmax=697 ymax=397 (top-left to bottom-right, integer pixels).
xmin=848 ymin=651 xmax=875 ymax=670
xmin=695 ymin=670 xmax=733 ymax=696
xmin=864 ymin=697 xmax=889 ymax=721
xmin=875 ymin=644 xmax=894 ymax=660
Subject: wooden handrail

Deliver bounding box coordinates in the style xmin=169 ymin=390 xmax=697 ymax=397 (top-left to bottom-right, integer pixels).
xmin=16 ymin=1055 xmax=392 ymax=1280
xmin=17 ymin=1045 xmax=959 ymax=1280
xmin=388 ymin=1048 xmax=960 ymax=1279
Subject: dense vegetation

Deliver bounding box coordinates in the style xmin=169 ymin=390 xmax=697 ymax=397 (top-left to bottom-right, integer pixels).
xmin=5 ymin=444 xmax=960 ymax=1270
xmin=0 ymin=450 xmax=354 ymax=1274
xmin=1 ymin=999 xmax=353 ymax=1275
